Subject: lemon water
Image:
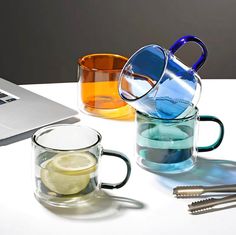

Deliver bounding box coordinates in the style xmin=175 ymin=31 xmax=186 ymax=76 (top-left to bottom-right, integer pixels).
xmin=34 ymin=151 xmax=98 ymax=204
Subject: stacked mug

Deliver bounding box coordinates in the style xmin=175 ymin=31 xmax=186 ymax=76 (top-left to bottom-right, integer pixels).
xmin=118 ymin=35 xmax=224 ymax=174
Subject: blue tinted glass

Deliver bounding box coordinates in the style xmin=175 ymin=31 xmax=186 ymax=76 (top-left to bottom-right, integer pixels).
xmin=130 ymin=45 xmax=165 ymax=83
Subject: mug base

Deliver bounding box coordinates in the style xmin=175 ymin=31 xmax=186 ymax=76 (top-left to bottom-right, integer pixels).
xmin=136 ymin=157 xmax=195 ymax=174
xmin=80 ymin=104 xmax=135 ymax=120
xmin=34 ymin=190 xmax=98 ymax=208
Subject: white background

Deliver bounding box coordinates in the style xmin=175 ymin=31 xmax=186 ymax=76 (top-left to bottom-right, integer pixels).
xmin=1 ymin=80 xmax=236 ymax=234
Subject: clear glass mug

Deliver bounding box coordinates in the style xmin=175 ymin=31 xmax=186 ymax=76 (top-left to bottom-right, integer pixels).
xmin=32 ymin=124 xmax=131 ymax=207
xmin=119 ymin=35 xmax=208 ymax=119
xmin=78 ymin=53 xmax=134 ymax=119
xmin=136 ymin=107 xmax=224 ymax=174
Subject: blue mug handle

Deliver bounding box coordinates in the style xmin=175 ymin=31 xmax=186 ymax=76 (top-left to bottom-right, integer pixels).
xmin=169 ymin=35 xmax=208 ymax=71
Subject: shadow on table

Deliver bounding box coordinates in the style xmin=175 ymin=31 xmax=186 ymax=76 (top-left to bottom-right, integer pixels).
xmin=155 ymin=156 xmax=236 ymax=214
xmin=156 ymin=156 xmax=236 ymax=189
xmin=43 ymin=190 xmax=145 ymax=221
xmin=93 ymin=110 xmax=135 ymax=122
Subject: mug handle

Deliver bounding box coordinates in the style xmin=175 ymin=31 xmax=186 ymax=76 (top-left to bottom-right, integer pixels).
xmin=169 ymin=35 xmax=208 ymax=71
xmin=197 ymin=115 xmax=224 ymax=152
xmin=100 ymin=149 xmax=131 ymax=189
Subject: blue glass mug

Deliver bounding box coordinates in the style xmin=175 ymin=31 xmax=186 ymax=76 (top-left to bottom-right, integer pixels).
xmin=118 ymin=35 xmax=208 ymax=119
xmin=136 ymin=108 xmax=224 ymax=174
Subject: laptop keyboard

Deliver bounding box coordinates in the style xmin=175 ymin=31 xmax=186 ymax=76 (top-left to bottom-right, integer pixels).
xmin=0 ymin=91 xmax=17 ymax=105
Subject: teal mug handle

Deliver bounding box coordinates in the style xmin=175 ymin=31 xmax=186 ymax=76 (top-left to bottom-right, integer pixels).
xmin=197 ymin=115 xmax=224 ymax=152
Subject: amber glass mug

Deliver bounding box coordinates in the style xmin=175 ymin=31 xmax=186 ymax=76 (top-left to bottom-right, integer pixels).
xmin=77 ymin=54 xmax=134 ymax=119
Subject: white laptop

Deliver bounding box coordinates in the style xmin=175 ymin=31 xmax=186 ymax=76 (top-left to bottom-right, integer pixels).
xmin=0 ymin=77 xmax=78 ymax=145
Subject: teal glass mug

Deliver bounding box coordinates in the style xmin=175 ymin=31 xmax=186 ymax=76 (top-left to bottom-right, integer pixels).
xmin=136 ymin=108 xmax=224 ymax=174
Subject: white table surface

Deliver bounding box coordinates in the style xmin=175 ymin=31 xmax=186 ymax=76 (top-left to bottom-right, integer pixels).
xmin=1 ymin=80 xmax=236 ymax=235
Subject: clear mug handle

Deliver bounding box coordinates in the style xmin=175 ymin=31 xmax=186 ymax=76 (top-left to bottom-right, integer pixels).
xmin=100 ymin=149 xmax=131 ymax=189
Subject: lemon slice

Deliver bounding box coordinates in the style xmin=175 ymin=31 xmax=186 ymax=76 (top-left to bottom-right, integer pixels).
xmin=52 ymin=152 xmax=97 ymax=175
xmin=41 ymin=152 xmax=97 ymax=195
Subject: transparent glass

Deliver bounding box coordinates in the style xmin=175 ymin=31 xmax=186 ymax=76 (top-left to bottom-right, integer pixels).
xmin=136 ymin=108 xmax=224 ymax=174
xmin=32 ymin=124 xmax=131 ymax=207
xmin=78 ymin=53 xmax=134 ymax=119
xmin=119 ymin=35 xmax=209 ymax=119
xmin=119 ymin=45 xmax=202 ymax=119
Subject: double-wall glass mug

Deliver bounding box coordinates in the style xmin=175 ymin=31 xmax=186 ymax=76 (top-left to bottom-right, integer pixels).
xmin=119 ymin=35 xmax=208 ymax=119
xmin=78 ymin=53 xmax=134 ymax=119
xmin=136 ymin=107 xmax=224 ymax=174
xmin=32 ymin=124 xmax=131 ymax=207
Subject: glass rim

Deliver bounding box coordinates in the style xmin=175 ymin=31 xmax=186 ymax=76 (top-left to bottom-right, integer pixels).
xmin=32 ymin=124 xmax=102 ymax=152
xmin=118 ymin=44 xmax=168 ymax=102
xmin=136 ymin=106 xmax=199 ymax=121
xmin=78 ymin=53 xmax=128 ymax=72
